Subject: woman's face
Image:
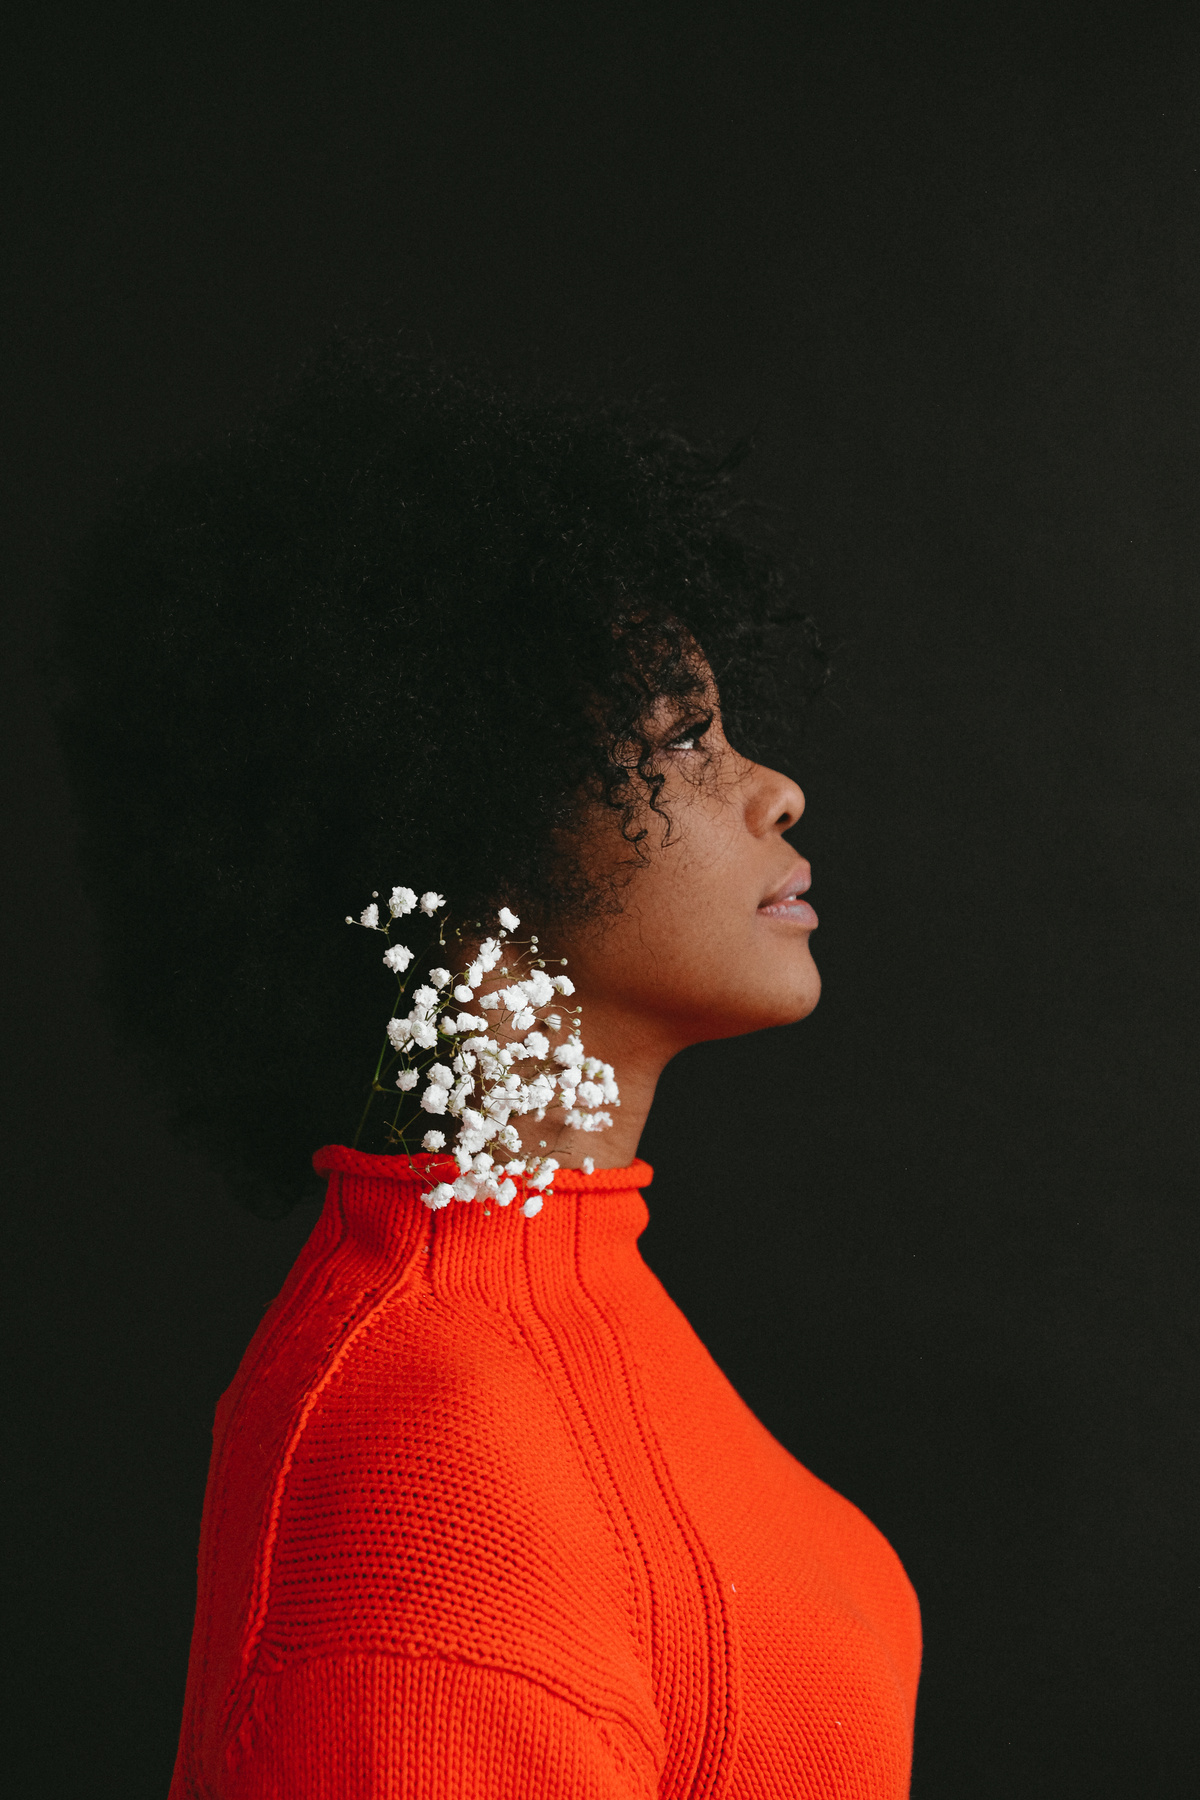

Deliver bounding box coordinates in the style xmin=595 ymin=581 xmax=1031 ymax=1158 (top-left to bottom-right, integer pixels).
xmin=559 ymin=683 xmax=820 ymax=1068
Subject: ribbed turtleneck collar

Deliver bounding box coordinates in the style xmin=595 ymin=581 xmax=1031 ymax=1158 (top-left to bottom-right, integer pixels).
xmin=312 ymin=1144 xmax=654 ymax=1305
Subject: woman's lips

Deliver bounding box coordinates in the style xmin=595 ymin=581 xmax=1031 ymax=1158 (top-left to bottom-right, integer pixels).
xmin=757 ymin=896 xmax=818 ymax=927
xmin=757 ymin=861 xmax=817 ymax=926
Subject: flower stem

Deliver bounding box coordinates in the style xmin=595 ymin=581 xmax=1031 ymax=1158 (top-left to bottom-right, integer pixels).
xmin=351 ymin=1035 xmax=391 ymax=1148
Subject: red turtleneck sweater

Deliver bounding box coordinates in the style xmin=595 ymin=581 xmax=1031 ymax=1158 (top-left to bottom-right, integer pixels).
xmin=169 ymin=1149 xmax=920 ymax=1798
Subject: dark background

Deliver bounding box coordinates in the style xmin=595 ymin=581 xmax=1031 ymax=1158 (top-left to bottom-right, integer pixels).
xmin=4 ymin=2 xmax=1198 ymax=1795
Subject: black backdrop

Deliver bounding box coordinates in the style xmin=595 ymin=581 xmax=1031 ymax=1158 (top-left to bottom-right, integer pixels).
xmin=4 ymin=4 xmax=1198 ymax=1795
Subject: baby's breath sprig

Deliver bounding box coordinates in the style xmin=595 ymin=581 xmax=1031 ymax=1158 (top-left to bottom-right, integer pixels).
xmin=346 ymin=885 xmax=619 ymax=1216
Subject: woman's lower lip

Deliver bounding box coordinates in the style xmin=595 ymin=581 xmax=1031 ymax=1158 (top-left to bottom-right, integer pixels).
xmin=757 ymin=899 xmax=818 ymax=927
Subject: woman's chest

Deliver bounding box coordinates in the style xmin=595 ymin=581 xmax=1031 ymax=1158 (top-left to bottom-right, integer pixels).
xmin=572 ymin=1271 xmax=922 ymax=1798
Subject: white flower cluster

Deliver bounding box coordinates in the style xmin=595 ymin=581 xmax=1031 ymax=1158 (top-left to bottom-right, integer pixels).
xmin=348 ymin=888 xmax=618 ymax=1217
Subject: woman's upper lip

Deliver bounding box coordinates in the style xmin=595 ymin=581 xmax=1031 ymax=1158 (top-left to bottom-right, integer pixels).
xmin=759 ymin=862 xmax=812 ymax=908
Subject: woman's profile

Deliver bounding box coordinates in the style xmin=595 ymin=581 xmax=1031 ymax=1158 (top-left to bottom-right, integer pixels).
xmin=56 ymin=341 xmax=921 ymax=1797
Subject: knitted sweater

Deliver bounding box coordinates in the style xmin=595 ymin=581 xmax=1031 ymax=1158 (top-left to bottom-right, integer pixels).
xmin=170 ymin=1148 xmax=921 ymax=1799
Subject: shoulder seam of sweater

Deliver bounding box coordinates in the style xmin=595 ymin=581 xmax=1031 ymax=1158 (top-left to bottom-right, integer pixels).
xmin=231 ymin=1647 xmax=666 ymax=1774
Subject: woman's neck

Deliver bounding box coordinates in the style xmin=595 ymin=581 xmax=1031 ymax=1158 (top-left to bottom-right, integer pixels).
xmin=505 ymin=1000 xmax=678 ymax=1170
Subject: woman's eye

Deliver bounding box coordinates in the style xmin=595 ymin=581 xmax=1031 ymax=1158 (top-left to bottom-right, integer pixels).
xmin=665 ymin=711 xmax=713 ymax=753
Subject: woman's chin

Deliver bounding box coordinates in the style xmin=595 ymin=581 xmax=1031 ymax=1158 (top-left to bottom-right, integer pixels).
xmin=775 ymin=954 xmax=822 ymax=1026
xmin=775 ymin=971 xmax=821 ymax=1028
xmin=697 ymin=972 xmax=821 ymax=1042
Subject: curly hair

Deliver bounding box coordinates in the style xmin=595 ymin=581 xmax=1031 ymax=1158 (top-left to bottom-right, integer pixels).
xmin=53 ymin=339 xmax=829 ymax=1214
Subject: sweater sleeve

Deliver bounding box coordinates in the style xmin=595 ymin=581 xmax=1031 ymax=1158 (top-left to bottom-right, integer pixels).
xmin=220 ymin=1653 xmax=661 ymax=1800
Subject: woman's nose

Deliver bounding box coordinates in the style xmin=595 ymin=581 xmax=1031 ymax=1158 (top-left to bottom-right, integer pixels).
xmin=745 ymin=761 xmax=805 ymax=834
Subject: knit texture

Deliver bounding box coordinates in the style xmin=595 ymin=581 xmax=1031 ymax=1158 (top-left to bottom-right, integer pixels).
xmin=170 ymin=1150 xmax=921 ymax=1798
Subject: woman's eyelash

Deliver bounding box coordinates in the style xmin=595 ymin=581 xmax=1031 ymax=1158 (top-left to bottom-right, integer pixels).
xmin=667 ymin=713 xmax=713 ymax=751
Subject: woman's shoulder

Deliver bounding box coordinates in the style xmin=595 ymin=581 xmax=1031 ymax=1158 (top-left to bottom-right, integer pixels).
xmin=198 ymin=1208 xmax=652 ymax=1726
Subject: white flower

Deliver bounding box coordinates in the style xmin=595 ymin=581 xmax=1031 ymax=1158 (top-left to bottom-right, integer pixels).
xmin=504 ymin=1158 xmax=527 ymax=1175
xmin=395 ymin=1069 xmax=419 ymax=1092
xmin=544 ymin=1013 xmax=561 ymax=1031
xmin=427 ymin=1063 xmax=453 ymax=1087
xmin=552 ymin=975 xmax=576 ymax=996
xmin=419 ymin=890 xmax=445 ymax=916
xmin=522 ymin=1194 xmax=543 ymax=1218
xmin=424 ymin=1181 xmax=455 ymax=1209
xmin=529 ymin=1157 xmax=559 ymax=1190
xmin=389 ymin=886 xmax=417 ymax=917
xmin=447 ymin=1075 xmax=473 ymax=1115
xmin=452 ymin=1175 xmax=478 ymax=1202
xmin=420 ymin=1084 xmax=449 ymax=1115
xmin=421 ymin=1129 xmax=446 ymax=1151
xmin=523 ymin=969 xmax=554 ymax=1008
xmin=553 ymin=1039 xmax=585 ymax=1067
xmin=576 ymin=1080 xmax=604 ymax=1108
xmin=409 ymin=1019 xmax=438 ymax=1050
xmin=382 ymin=943 xmax=414 ymax=973
xmin=472 ymin=1151 xmax=494 ymax=1175
xmin=387 ymin=1018 xmax=413 ymax=1051
xmin=477 ymin=939 xmax=502 ymax=971
xmin=456 ymin=1012 xmax=488 ymax=1034
xmin=438 ymin=1015 xmax=458 ymax=1035
xmin=460 ymin=1107 xmax=485 ymax=1132
xmin=428 ymin=967 xmax=450 ymax=988
xmin=523 ymin=1031 xmax=550 ymax=1058
xmin=453 ymin=983 xmax=474 ymax=1002
xmin=495 ymin=1124 xmax=522 ymax=1154
xmin=495 ymin=1177 xmax=517 ymax=1206
xmin=456 ymin=1128 xmax=487 ymax=1155
xmin=479 ymin=991 xmax=500 ymax=1010
xmin=360 ymin=903 xmax=380 ymax=929
xmin=527 ymin=1073 xmax=557 ymax=1109
xmin=498 ymin=906 xmax=520 ymax=931
xmin=499 ymin=984 xmax=526 ymax=1014
xmin=557 ymin=1065 xmax=580 ymax=1091
xmin=411 ymin=985 xmax=438 ymax=1013
xmin=582 ymin=1156 xmax=595 ymax=1174
xmin=512 ymin=1007 xmax=536 ymax=1033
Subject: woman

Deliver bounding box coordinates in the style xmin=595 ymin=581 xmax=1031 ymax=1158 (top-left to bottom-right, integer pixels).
xmin=56 ymin=343 xmax=921 ymax=1796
